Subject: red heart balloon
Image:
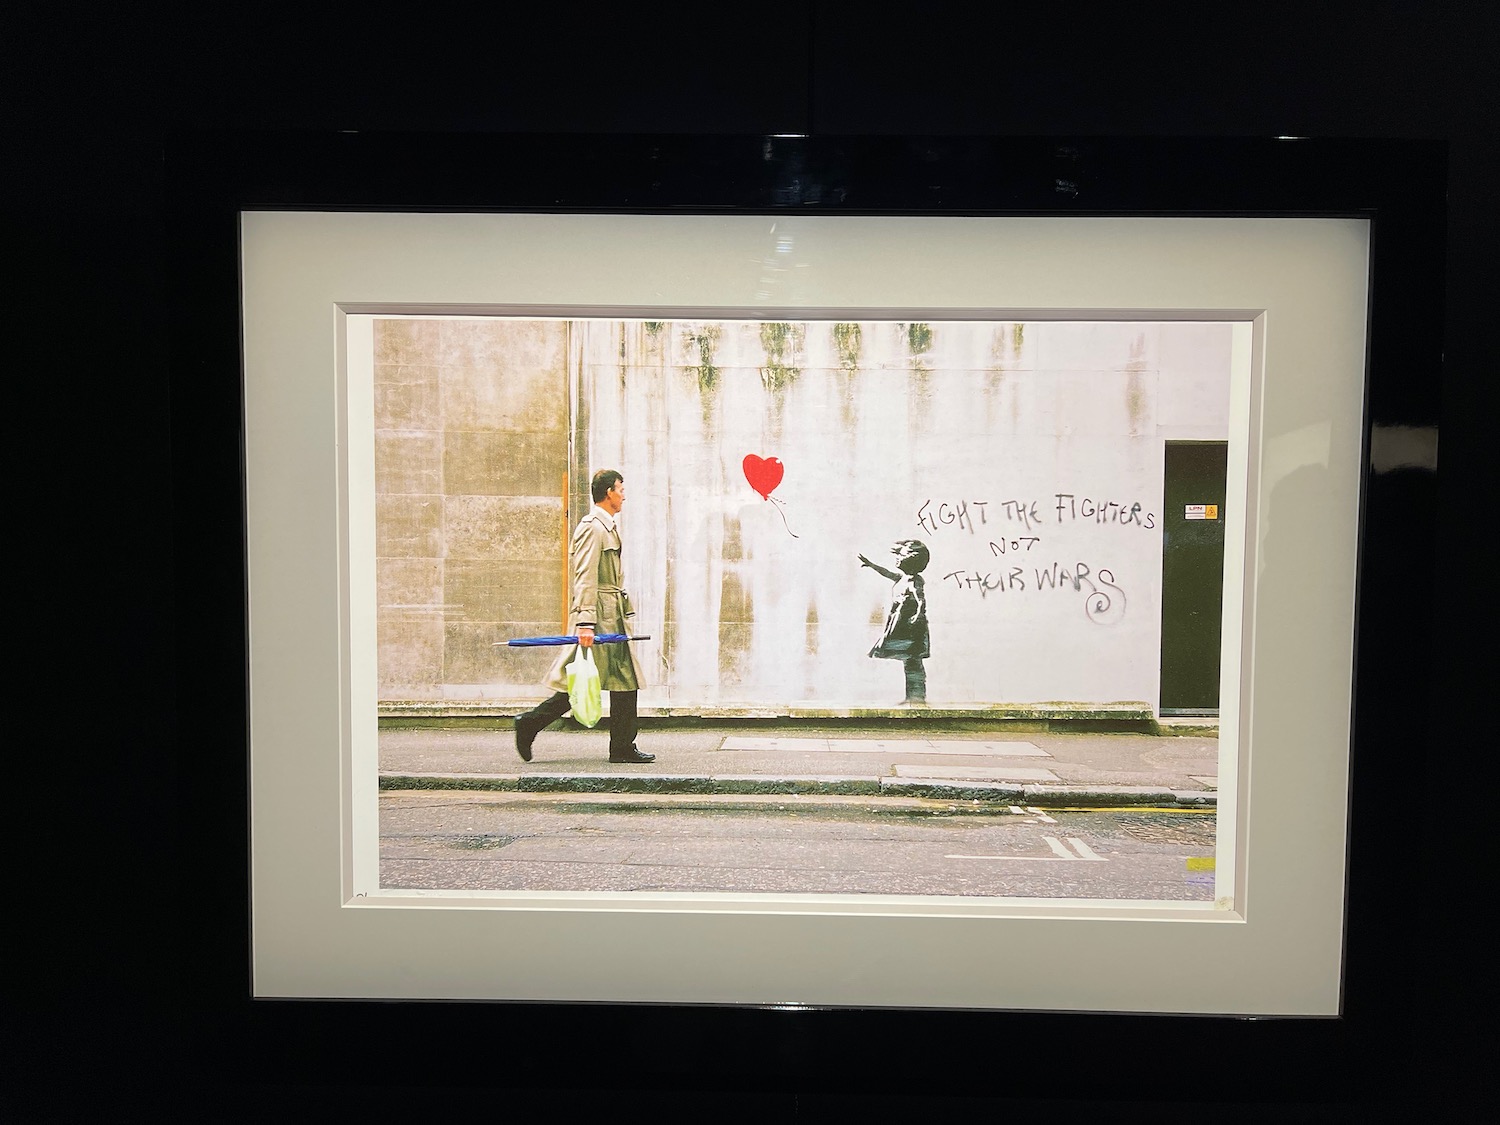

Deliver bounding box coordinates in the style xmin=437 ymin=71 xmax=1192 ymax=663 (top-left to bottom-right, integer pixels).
xmin=743 ymin=454 xmax=785 ymax=500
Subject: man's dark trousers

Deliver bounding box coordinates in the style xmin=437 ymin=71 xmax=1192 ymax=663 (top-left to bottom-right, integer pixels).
xmin=518 ymin=688 xmax=638 ymax=756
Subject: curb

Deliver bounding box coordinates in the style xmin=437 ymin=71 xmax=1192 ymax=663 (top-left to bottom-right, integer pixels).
xmin=379 ymin=703 xmax=1157 ymax=722
xmin=377 ymin=705 xmax=1181 ymax=735
xmin=379 ymin=712 xmax=1216 ymax=737
xmin=378 ymin=772 xmax=1217 ymax=808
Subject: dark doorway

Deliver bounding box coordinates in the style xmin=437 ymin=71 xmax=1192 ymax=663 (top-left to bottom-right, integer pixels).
xmin=1159 ymin=442 xmax=1229 ymax=715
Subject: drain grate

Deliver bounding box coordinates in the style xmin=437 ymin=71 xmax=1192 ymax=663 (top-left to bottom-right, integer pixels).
xmin=1116 ymin=813 xmax=1216 ymax=846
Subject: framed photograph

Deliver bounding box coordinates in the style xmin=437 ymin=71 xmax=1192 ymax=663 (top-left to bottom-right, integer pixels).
xmin=359 ymin=307 xmax=1245 ymax=901
xmin=172 ymin=136 xmax=1442 ymax=1027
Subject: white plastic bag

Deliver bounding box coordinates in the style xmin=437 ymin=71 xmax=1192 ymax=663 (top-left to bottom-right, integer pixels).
xmin=565 ymin=646 xmax=602 ymax=728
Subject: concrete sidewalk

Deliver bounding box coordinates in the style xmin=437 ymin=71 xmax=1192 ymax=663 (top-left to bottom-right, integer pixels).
xmin=379 ymin=717 xmax=1222 ymax=809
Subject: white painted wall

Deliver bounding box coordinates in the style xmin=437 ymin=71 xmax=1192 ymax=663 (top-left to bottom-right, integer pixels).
xmin=583 ymin=319 xmax=1232 ymax=708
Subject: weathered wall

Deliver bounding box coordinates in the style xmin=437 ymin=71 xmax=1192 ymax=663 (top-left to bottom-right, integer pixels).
xmin=583 ymin=319 xmax=1231 ymax=708
xmin=374 ymin=318 xmax=569 ymax=701
xmin=374 ymin=317 xmax=1230 ymax=709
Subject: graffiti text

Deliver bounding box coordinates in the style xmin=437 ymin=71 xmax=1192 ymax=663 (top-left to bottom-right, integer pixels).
xmin=919 ymin=494 xmax=1157 ymax=535
xmin=915 ymin=499 xmax=990 ymax=535
xmin=1053 ymin=493 xmax=1156 ymax=529
xmin=988 ymin=537 xmax=1041 ymax=554
xmin=940 ymin=562 xmax=1128 ymax=625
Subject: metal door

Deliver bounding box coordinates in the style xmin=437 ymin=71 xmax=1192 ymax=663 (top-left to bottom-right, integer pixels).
xmin=1158 ymin=442 xmax=1228 ymax=715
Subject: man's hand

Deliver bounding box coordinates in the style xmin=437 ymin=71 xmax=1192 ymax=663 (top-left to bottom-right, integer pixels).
xmin=577 ymin=625 xmax=594 ymax=648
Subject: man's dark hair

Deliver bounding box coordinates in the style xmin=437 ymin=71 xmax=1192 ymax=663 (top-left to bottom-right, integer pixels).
xmin=591 ymin=469 xmax=624 ymax=503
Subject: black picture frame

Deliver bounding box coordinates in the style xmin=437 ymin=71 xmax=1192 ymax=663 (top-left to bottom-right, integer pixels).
xmin=167 ymin=133 xmax=1443 ymax=1106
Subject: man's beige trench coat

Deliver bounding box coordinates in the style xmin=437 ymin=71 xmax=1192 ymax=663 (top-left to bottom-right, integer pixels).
xmin=545 ymin=508 xmax=645 ymax=693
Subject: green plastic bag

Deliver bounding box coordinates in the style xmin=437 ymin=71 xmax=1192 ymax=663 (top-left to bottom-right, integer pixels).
xmin=565 ymin=646 xmax=602 ymax=728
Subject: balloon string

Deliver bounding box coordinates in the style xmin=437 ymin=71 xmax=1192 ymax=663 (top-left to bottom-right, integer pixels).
xmin=767 ymin=495 xmax=799 ymax=538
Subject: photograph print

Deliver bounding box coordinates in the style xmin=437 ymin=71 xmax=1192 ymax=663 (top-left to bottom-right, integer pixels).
xmin=370 ymin=314 xmax=1239 ymax=904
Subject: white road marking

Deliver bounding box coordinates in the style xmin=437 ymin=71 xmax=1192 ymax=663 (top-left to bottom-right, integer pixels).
xmin=1026 ymin=806 xmax=1057 ymax=824
xmin=1067 ymin=837 xmax=1105 ymax=861
xmin=946 ymin=836 xmax=1108 ymax=863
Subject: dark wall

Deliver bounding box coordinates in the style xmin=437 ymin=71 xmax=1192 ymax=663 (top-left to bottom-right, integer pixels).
xmin=15 ymin=3 xmax=1492 ymax=1116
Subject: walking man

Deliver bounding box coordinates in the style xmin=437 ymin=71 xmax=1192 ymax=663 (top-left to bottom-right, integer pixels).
xmin=514 ymin=469 xmax=654 ymax=763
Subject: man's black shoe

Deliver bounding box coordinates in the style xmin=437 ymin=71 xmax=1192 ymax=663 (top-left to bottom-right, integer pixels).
xmin=514 ymin=716 xmax=536 ymax=762
xmin=608 ymin=745 xmax=655 ymax=764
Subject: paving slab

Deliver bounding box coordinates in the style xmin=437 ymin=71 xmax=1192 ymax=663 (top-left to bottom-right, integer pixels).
xmin=377 ymin=723 xmax=1223 ymax=808
xmin=719 ymin=736 xmax=1050 ymax=756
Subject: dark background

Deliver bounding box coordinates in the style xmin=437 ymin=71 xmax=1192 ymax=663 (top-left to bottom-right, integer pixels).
xmin=13 ymin=3 xmax=1491 ymax=1116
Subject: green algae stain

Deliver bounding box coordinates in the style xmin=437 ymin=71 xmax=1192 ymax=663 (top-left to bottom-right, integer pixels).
xmin=905 ymin=322 xmax=933 ymax=355
xmin=901 ymin=322 xmax=934 ymax=388
xmin=684 ymin=325 xmax=722 ymax=391
xmin=832 ymin=322 xmax=862 ymax=372
xmin=759 ymin=321 xmax=804 ymax=393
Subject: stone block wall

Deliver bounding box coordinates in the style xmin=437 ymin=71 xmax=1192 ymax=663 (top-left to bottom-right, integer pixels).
xmin=374 ymin=318 xmax=569 ymax=701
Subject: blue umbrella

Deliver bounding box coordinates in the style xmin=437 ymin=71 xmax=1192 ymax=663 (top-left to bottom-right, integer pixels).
xmin=495 ymin=634 xmax=651 ymax=647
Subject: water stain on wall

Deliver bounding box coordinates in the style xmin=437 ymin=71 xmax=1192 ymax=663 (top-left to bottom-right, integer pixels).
xmin=759 ymin=321 xmax=804 ymax=392
xmin=903 ymin=321 xmax=935 ymax=429
xmin=832 ymin=322 xmax=862 ymax=371
xmin=985 ymin=325 xmax=1009 ymax=427
xmin=985 ymin=323 xmax=1024 ymax=431
xmin=661 ymin=492 xmax=676 ymax=678
xmin=722 ymin=516 xmax=743 ymax=562
xmin=719 ymin=619 xmax=750 ymax=684
xmin=1125 ymin=331 xmax=1148 ymax=434
xmin=832 ymin=321 xmax=863 ymax=428
xmin=720 ymin=570 xmax=751 ymax=623
xmin=906 ymin=322 xmax=934 ymax=356
xmin=683 ymin=324 xmax=723 ymax=426
xmin=760 ymin=321 xmax=805 ymax=443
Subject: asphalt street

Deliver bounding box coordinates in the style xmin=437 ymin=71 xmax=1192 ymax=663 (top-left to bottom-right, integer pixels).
xmin=378 ymin=722 xmax=1223 ymax=900
xmin=379 ymin=790 xmax=1219 ymax=899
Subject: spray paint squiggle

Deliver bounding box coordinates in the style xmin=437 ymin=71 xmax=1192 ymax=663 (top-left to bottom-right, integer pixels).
xmin=1082 ymin=568 xmax=1127 ymax=626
